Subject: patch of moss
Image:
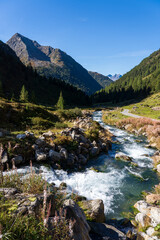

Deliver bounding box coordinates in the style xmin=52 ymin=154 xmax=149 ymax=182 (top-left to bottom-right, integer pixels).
xmin=8 ymin=204 xmax=18 ymax=213
xmin=28 ymin=197 xmax=36 ymax=202
xmin=77 ymin=201 xmax=95 ymax=222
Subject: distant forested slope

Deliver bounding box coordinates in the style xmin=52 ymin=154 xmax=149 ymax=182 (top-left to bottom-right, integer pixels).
xmin=93 ymin=49 xmax=160 ymax=103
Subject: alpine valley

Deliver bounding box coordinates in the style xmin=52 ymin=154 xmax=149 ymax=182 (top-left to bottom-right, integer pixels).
xmin=0 ymin=31 xmax=160 ymax=240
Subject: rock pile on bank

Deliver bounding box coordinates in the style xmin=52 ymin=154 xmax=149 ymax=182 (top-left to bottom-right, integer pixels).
xmin=0 ymin=117 xmax=112 ymax=170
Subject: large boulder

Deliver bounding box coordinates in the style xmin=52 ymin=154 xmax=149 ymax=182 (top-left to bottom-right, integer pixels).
xmin=63 ymin=199 xmax=91 ymax=240
xmin=49 ymin=149 xmax=61 ymax=162
xmin=78 ymin=199 xmax=105 ymax=223
xmin=115 ymin=152 xmax=132 ymax=162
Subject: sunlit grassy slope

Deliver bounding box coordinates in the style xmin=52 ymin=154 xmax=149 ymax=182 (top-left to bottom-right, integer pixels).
xmin=123 ymin=92 xmax=160 ymax=119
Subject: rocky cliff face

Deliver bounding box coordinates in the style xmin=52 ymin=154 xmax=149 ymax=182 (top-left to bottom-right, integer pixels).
xmin=7 ymin=33 xmax=102 ymax=95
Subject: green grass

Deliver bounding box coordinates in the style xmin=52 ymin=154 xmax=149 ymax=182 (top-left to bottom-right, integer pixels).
xmin=123 ymin=92 xmax=160 ymax=119
xmin=102 ymin=109 xmax=129 ymax=125
xmin=0 ymin=97 xmax=80 ymax=136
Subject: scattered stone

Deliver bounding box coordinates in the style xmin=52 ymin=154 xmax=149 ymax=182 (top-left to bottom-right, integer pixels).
xmin=35 ymin=150 xmax=47 ymax=162
xmin=90 ymin=147 xmax=99 ymax=157
xmin=60 ymin=148 xmax=68 ymax=159
xmin=42 ymin=131 xmax=53 ymax=138
xmin=35 ymin=138 xmax=45 ymax=146
xmin=1 ymin=151 xmax=8 ymax=164
xmin=16 ymin=133 xmax=26 ymax=139
xmin=49 ymin=149 xmax=61 ymax=162
xmin=78 ymin=154 xmax=87 ymax=165
xmin=67 ymin=153 xmax=75 ymax=166
xmin=0 ymin=188 xmax=18 ymax=196
xmin=25 ymin=131 xmax=34 ymax=138
xmin=12 ymin=155 xmax=24 ymax=165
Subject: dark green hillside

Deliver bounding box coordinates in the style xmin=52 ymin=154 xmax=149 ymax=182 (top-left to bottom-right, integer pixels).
xmin=88 ymin=71 xmax=113 ymax=88
xmin=93 ymin=49 xmax=160 ymax=103
xmin=0 ymin=40 xmax=90 ymax=106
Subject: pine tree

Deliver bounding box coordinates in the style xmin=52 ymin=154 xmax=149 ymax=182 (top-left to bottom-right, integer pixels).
xmin=19 ymin=85 xmax=28 ymax=102
xmin=56 ymin=91 xmax=64 ymax=110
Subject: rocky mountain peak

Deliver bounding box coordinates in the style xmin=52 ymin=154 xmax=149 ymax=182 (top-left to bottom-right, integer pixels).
xmin=7 ymin=33 xmax=102 ymax=94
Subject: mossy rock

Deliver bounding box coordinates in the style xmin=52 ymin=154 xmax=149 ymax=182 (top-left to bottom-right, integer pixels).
xmin=90 ymin=167 xmax=100 ymax=172
xmin=78 ymin=199 xmax=105 ymax=223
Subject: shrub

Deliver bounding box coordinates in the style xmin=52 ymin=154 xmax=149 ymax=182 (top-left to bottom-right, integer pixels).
xmin=53 ymin=135 xmax=78 ymax=151
xmin=55 ymin=122 xmax=68 ymax=129
xmin=57 ymin=108 xmax=82 ymax=120
xmin=31 ymin=117 xmax=54 ymax=129
xmin=85 ymin=121 xmax=101 ymax=141
xmin=21 ymin=173 xmax=47 ymax=194
xmin=0 ymin=172 xmax=73 ymax=240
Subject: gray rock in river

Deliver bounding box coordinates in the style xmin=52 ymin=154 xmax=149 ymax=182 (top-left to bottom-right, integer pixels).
xmin=115 ymin=152 xmax=132 ymax=162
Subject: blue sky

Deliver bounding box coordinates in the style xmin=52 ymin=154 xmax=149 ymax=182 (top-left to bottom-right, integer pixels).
xmin=0 ymin=0 xmax=160 ymax=75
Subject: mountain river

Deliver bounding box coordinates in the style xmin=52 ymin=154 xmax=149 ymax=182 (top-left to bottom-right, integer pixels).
xmin=8 ymin=111 xmax=160 ymax=219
